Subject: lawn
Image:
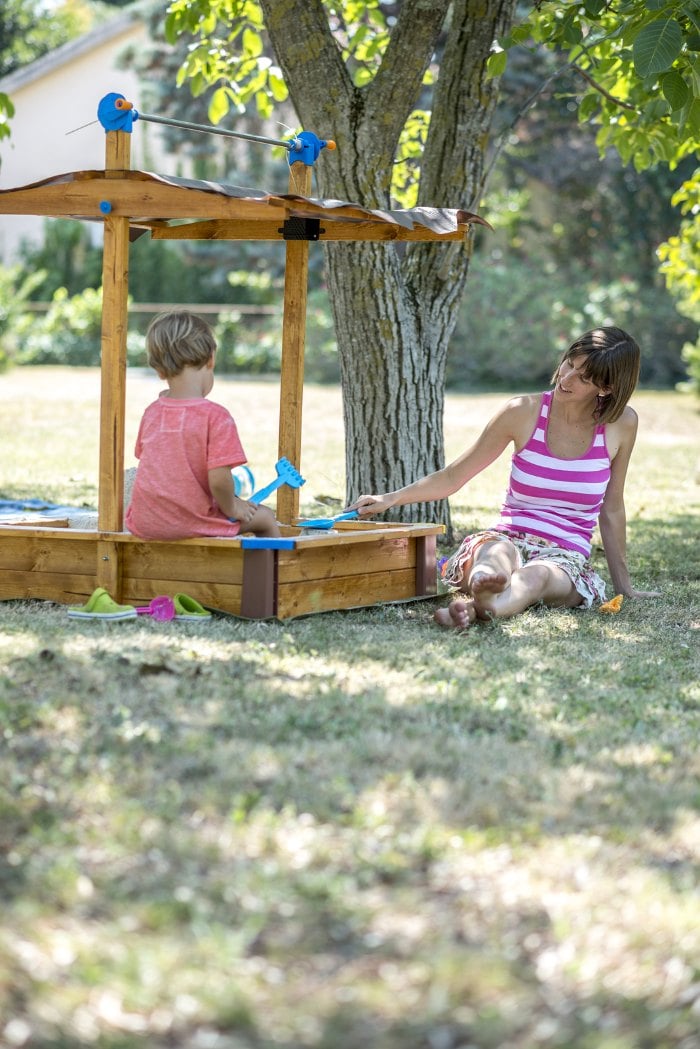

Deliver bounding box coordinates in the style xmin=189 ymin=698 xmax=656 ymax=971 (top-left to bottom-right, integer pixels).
xmin=0 ymin=368 xmax=698 ymax=1049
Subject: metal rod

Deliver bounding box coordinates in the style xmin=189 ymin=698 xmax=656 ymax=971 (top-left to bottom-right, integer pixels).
xmin=136 ymin=111 xmax=297 ymax=150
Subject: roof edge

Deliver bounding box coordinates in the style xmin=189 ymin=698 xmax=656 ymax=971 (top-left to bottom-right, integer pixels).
xmin=0 ymin=5 xmax=144 ymax=94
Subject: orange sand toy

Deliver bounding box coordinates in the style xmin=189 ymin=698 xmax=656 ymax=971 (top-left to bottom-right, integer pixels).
xmin=599 ymin=594 xmax=624 ymax=614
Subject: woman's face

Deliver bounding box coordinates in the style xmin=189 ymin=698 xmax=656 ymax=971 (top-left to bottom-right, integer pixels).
xmin=555 ymin=354 xmax=610 ymax=402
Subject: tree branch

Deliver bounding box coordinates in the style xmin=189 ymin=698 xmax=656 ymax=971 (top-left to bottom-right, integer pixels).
xmin=572 ymin=61 xmax=636 ymax=110
xmin=481 ymin=52 xmax=636 ymax=195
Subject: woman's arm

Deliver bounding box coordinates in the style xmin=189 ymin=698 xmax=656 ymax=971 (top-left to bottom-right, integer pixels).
xmin=352 ymin=395 xmax=535 ymax=516
xmin=598 ymin=408 xmax=660 ymax=598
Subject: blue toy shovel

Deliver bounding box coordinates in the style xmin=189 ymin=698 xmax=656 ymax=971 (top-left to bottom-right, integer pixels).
xmin=296 ymin=509 xmax=360 ymax=530
xmin=249 ymin=457 xmax=305 ymax=504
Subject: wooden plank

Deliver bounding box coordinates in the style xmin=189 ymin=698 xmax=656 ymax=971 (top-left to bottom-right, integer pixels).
xmin=0 ymin=571 xmax=97 ymax=604
xmin=0 ymin=524 xmax=83 ymax=537
xmin=415 ymin=534 xmax=438 ymax=596
xmin=106 ymin=131 xmax=131 ymax=174
xmin=0 ymin=181 xmax=287 ymax=221
xmin=149 ymin=219 xmax=468 ymax=243
xmin=96 ymin=538 xmax=122 ymax=597
xmin=277 ymin=160 xmax=312 ymax=525
xmin=122 ymin=580 xmax=243 ymax=615
xmin=278 ymin=536 xmax=414 ymax=584
xmin=0 ymin=516 xmax=70 ymax=527
xmin=241 ymin=549 xmax=277 ymax=618
xmin=122 ymin=540 xmax=245 ymax=586
xmin=277 ymin=568 xmax=417 ymax=618
xmin=98 ymin=133 xmax=132 ymax=533
xmin=0 ymin=534 xmax=97 ymax=573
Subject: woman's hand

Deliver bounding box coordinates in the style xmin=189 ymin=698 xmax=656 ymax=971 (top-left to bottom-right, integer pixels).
xmin=626 ymin=587 xmax=663 ymax=599
xmin=351 ymin=493 xmax=395 ymax=517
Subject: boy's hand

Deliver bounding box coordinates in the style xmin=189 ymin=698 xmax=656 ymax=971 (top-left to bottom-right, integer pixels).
xmin=232 ymin=496 xmax=257 ymax=525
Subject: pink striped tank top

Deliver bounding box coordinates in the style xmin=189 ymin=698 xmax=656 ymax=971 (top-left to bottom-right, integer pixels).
xmin=495 ymin=389 xmax=611 ymax=558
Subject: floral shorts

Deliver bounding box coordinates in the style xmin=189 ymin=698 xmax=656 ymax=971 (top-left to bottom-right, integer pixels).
xmin=440 ymin=529 xmax=606 ymax=609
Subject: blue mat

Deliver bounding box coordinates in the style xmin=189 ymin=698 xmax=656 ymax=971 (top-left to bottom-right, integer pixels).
xmin=0 ymin=498 xmax=90 ymax=519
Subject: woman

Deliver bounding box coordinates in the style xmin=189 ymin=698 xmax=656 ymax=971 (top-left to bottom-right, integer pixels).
xmin=352 ymin=327 xmax=660 ymax=628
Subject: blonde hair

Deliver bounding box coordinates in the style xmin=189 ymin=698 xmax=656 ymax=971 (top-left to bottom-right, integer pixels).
xmin=551 ymin=326 xmax=641 ymax=423
xmin=146 ymin=310 xmax=217 ymax=378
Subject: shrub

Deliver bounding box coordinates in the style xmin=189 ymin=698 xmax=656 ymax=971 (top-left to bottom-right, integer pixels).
xmin=16 ymin=287 xmax=145 ymax=366
xmin=0 ymin=265 xmax=47 ymax=371
xmin=450 ymin=256 xmax=693 ymax=389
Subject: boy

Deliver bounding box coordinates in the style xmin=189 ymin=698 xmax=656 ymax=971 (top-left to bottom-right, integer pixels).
xmin=125 ymin=310 xmax=280 ymax=540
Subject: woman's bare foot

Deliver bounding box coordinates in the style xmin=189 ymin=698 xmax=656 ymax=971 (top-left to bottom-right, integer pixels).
xmin=468 ymin=570 xmax=510 ymax=618
xmin=434 ymin=597 xmax=477 ymax=629
xmin=469 ymin=570 xmax=509 ymax=596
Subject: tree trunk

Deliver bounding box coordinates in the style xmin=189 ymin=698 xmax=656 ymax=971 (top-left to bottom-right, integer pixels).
xmin=260 ymin=0 xmax=517 ymax=532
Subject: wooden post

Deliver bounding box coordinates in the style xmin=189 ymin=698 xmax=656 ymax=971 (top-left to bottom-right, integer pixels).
xmin=98 ymin=129 xmax=131 ymax=533
xmin=276 ymin=160 xmax=313 ymax=524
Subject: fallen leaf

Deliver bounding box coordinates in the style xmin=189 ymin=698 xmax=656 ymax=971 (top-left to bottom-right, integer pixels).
xmin=599 ymin=594 xmax=623 ymax=614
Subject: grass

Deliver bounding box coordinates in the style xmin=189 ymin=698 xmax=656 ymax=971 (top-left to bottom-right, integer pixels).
xmin=0 ymin=368 xmax=699 ymax=1049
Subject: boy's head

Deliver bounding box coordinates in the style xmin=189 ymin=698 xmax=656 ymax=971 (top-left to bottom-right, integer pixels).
xmin=552 ymin=326 xmax=641 ymax=423
xmin=146 ymin=310 xmax=217 ymax=378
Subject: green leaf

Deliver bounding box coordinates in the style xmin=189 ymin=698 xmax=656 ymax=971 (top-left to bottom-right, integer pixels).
xmin=208 ymin=87 xmax=230 ymax=124
xmin=255 ymin=90 xmax=273 ymax=119
xmin=510 ymin=26 xmax=532 ymax=45
xmin=643 ymin=97 xmax=670 ymax=121
xmin=633 ymin=18 xmax=683 ymax=77
xmin=661 ymin=70 xmax=690 ymax=110
xmin=0 ymin=92 xmax=15 ymax=119
xmin=486 ymin=51 xmax=507 ymax=78
xmin=353 ymin=67 xmax=374 ymax=87
xmin=688 ymin=55 xmax=700 ymax=95
xmin=562 ymin=14 xmax=583 ymax=46
xmin=687 ymin=96 xmax=700 ymax=135
xmin=578 ymin=93 xmax=599 ymax=121
xmin=684 ymin=3 xmax=700 ymax=35
xmin=242 ymin=27 xmax=263 ymax=58
xmin=268 ymin=70 xmax=288 ymax=102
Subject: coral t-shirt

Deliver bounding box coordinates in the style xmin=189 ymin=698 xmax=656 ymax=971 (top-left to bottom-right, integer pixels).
xmin=125 ymin=396 xmax=247 ymax=540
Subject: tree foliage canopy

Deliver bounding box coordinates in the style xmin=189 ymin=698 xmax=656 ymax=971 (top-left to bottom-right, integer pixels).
xmin=0 ymin=0 xmax=99 ymax=158
xmin=499 ymin=1 xmax=700 ymax=345
xmin=498 ymin=0 xmax=700 ymax=172
xmin=165 ymin=0 xmax=437 ymax=206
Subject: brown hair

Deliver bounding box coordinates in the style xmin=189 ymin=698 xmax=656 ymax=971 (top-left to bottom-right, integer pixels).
xmin=146 ymin=310 xmax=217 ymax=378
xmin=551 ymin=326 xmax=641 ymax=423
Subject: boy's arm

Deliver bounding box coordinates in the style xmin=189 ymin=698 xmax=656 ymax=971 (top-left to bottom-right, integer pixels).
xmin=208 ymin=467 xmax=257 ymax=525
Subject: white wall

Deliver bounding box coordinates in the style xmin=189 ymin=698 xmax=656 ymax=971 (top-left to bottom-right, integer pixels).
xmin=0 ymin=14 xmax=170 ymax=264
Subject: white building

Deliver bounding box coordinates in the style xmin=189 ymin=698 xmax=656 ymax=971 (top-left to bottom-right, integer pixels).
xmin=0 ymin=5 xmax=172 ymax=264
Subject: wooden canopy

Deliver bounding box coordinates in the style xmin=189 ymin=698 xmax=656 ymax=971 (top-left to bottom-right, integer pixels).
xmin=0 ymin=130 xmax=488 ymax=525
xmin=0 ymin=167 xmax=488 ymax=239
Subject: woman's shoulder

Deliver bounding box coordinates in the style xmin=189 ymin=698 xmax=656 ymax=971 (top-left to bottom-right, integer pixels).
xmin=605 ymin=404 xmax=639 ymax=458
xmin=607 ymin=403 xmax=639 ymax=433
xmin=508 ymin=391 xmax=542 ymax=408
xmin=489 ymin=393 xmax=542 ymax=446
xmin=500 ymin=392 xmax=543 ymax=426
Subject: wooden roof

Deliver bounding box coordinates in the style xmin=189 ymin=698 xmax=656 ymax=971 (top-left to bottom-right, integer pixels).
xmin=0 ymin=169 xmax=491 ymax=242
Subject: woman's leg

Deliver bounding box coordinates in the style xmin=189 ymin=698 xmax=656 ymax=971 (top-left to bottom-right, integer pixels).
xmin=435 ymin=540 xmax=582 ymax=628
xmin=471 ymin=559 xmax=583 ymax=620
xmin=435 ymin=539 xmax=519 ymax=629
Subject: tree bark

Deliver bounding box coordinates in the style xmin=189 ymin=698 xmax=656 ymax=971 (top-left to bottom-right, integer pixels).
xmin=260 ymin=0 xmax=517 ymax=532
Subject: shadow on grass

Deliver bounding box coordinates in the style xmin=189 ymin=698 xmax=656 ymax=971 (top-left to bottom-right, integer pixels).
xmin=0 ymin=513 xmax=698 ymax=1046
xmin=7 ymin=982 xmax=699 ymax=1049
